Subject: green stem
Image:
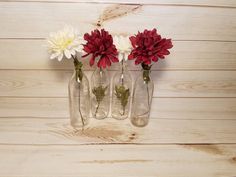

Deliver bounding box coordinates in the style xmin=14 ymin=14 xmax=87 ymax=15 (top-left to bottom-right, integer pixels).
xmin=146 ymin=83 xmax=150 ymax=108
xmin=121 ymin=60 xmax=125 ymax=115
xmin=137 ymin=63 xmax=152 ymax=117
xmin=72 ymin=55 xmax=83 ymax=82
xmin=121 ymin=58 xmax=127 ymax=116
xmin=78 ymin=84 xmax=85 ymax=129
xmin=121 ymin=60 xmax=124 ymax=85
xmin=99 ymin=67 xmax=103 ymax=85
xmin=95 ymin=101 xmax=100 ymax=117
xmin=72 ymin=55 xmax=85 ymax=128
xmin=122 ymin=105 xmax=125 ymax=116
xmin=96 ymin=67 xmax=103 ymax=117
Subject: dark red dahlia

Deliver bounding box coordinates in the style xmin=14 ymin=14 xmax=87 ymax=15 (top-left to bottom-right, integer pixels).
xmin=82 ymin=29 xmax=119 ymax=68
xmin=128 ymin=28 xmax=173 ymax=65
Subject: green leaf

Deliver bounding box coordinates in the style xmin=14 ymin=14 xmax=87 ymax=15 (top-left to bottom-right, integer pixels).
xmin=115 ymin=85 xmax=130 ymax=115
xmin=92 ymin=85 xmax=108 ymax=104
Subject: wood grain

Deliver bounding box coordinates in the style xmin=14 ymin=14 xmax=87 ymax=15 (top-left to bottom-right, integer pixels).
xmin=4 ymin=0 xmax=236 ymax=7
xmin=1 ymin=40 xmax=236 ymax=70
xmin=0 ymin=97 xmax=235 ymax=119
xmin=0 ymin=118 xmax=236 ymax=144
xmin=0 ymin=70 xmax=236 ymax=97
xmin=1 ymin=2 xmax=236 ymax=40
xmin=0 ymin=144 xmax=235 ymax=177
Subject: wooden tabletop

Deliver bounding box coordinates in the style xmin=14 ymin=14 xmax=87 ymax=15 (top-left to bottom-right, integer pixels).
xmin=0 ymin=0 xmax=236 ymax=176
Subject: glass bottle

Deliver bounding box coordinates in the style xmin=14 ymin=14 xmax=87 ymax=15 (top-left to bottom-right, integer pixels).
xmin=68 ymin=59 xmax=90 ymax=128
xmin=131 ymin=64 xmax=154 ymax=127
xmin=111 ymin=59 xmax=132 ymax=119
xmin=91 ymin=67 xmax=110 ymax=119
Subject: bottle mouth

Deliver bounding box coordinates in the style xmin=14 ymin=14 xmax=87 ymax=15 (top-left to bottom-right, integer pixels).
xmin=73 ymin=60 xmax=83 ymax=82
xmin=143 ymin=70 xmax=150 ymax=83
xmin=141 ymin=63 xmax=152 ymax=71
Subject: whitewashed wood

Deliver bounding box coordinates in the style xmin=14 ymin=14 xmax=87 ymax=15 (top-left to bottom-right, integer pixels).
xmin=0 ymin=118 xmax=236 ymax=144
xmin=0 ymin=1 xmax=236 ymax=176
xmin=0 ymin=97 xmax=69 ymax=118
xmin=150 ymin=98 xmax=236 ymax=120
xmin=0 ymin=97 xmax=235 ymax=119
xmin=0 ymin=144 xmax=235 ymax=177
xmin=4 ymin=0 xmax=236 ymax=7
xmin=1 ymin=40 xmax=236 ymax=70
xmin=0 ymin=144 xmax=236 ymax=177
xmin=1 ymin=3 xmax=236 ymax=40
xmin=0 ymin=70 xmax=235 ymax=97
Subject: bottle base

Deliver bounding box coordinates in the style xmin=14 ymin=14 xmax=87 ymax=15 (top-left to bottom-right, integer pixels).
xmin=93 ymin=116 xmax=107 ymax=120
xmin=92 ymin=111 xmax=109 ymax=120
xmin=70 ymin=119 xmax=89 ymax=129
xmin=112 ymin=114 xmax=128 ymax=120
xmin=131 ymin=117 xmax=149 ymax=127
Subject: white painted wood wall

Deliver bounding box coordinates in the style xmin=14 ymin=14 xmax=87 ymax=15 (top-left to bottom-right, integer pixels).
xmin=0 ymin=0 xmax=236 ymax=176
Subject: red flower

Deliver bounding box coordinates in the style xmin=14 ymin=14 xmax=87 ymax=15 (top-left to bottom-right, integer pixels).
xmin=82 ymin=29 xmax=119 ymax=68
xmin=128 ymin=28 xmax=173 ymax=65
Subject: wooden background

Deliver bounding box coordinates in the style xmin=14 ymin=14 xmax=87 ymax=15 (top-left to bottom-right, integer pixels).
xmin=0 ymin=0 xmax=236 ymax=176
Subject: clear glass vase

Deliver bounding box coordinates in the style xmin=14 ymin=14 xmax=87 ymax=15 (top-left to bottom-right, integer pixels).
xmin=131 ymin=64 xmax=154 ymax=127
xmin=111 ymin=60 xmax=132 ymax=119
xmin=91 ymin=67 xmax=110 ymax=119
xmin=68 ymin=60 xmax=90 ymax=128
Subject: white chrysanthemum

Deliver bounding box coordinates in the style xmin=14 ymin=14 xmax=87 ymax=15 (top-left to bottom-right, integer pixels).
xmin=47 ymin=26 xmax=84 ymax=61
xmin=113 ymin=35 xmax=132 ymax=62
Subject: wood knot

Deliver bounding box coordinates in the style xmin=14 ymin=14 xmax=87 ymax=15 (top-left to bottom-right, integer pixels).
xmin=231 ymin=157 xmax=236 ymax=163
xmin=97 ymin=21 xmax=101 ymax=27
xmin=129 ymin=132 xmax=137 ymax=140
xmin=97 ymin=4 xmax=142 ymax=26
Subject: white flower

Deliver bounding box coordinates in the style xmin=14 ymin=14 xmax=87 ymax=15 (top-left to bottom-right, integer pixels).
xmin=47 ymin=26 xmax=84 ymax=61
xmin=113 ymin=35 xmax=132 ymax=62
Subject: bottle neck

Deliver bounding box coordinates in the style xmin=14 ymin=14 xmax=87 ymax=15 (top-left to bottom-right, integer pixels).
xmin=141 ymin=63 xmax=152 ymax=83
xmin=93 ymin=67 xmax=108 ymax=85
xmin=73 ymin=57 xmax=83 ymax=82
xmin=96 ymin=67 xmax=107 ymax=74
xmin=120 ymin=60 xmax=128 ymax=73
xmin=142 ymin=69 xmax=151 ymax=83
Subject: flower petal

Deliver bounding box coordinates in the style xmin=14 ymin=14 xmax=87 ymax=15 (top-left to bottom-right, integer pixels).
xmin=124 ymin=53 xmax=129 ymax=61
xmin=46 ymin=25 xmax=84 ymax=61
xmin=118 ymin=53 xmax=123 ymax=62
xmin=82 ymin=29 xmax=119 ymax=68
xmin=109 ymin=55 xmax=119 ymax=63
xmin=50 ymin=52 xmax=61 ymax=60
xmin=64 ymin=49 xmax=72 ymax=59
xmin=128 ymin=28 xmax=173 ymax=66
xmin=105 ymin=56 xmax=111 ymax=68
xmin=89 ymin=55 xmax=95 ymax=66
xmin=57 ymin=53 xmax=64 ymax=61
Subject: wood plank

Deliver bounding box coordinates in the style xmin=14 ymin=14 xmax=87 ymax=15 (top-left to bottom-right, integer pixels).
xmin=0 ymin=118 xmax=236 ymax=144
xmin=0 ymin=70 xmax=236 ymax=97
xmin=0 ymin=97 xmax=235 ymax=119
xmin=4 ymin=0 xmax=236 ymax=8
xmin=1 ymin=3 xmax=236 ymax=40
xmin=1 ymin=40 xmax=236 ymax=70
xmin=0 ymin=144 xmax=235 ymax=177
